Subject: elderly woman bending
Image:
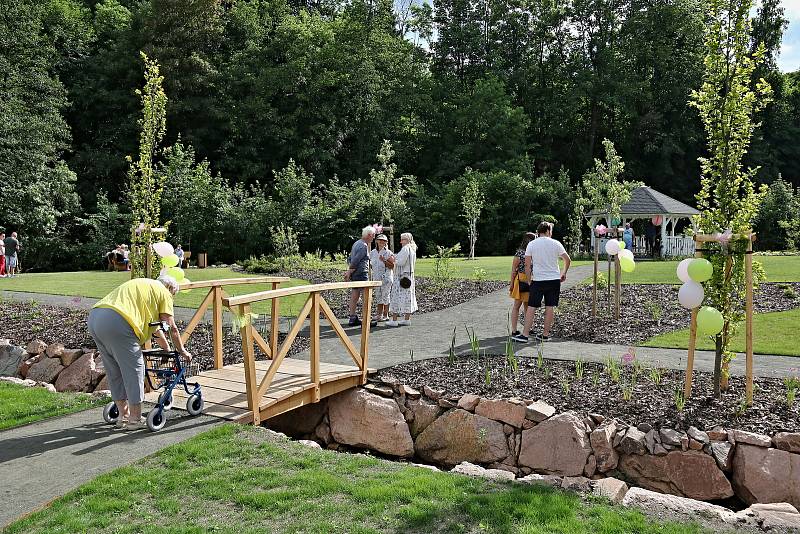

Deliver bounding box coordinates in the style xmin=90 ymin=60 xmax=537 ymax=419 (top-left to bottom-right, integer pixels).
xmin=387 ymin=233 xmax=418 ymax=326
xmin=88 ymin=275 xmax=192 ymax=431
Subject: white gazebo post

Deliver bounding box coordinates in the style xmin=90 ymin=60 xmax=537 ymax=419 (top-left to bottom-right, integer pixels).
xmin=660 ymin=216 xmax=668 ymax=257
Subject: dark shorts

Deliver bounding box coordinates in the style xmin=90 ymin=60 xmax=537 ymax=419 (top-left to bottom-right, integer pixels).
xmin=351 ymin=270 xmax=368 ymax=282
xmin=529 ymin=279 xmax=561 ymax=308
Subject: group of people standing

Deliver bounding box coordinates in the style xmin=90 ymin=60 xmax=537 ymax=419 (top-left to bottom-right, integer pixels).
xmin=345 ymin=226 xmax=418 ymax=328
xmin=0 ymin=232 xmax=21 ymax=278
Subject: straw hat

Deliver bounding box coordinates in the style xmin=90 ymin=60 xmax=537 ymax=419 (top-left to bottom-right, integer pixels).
xmin=376 ymin=234 xmax=388 ymax=242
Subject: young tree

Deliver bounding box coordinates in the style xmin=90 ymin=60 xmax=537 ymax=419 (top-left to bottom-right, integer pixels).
xmin=689 ymin=0 xmax=772 ymax=397
xmin=128 ymin=53 xmax=168 ymax=278
xmin=462 ymin=169 xmax=485 ymax=260
xmin=580 ymin=139 xmax=641 ymax=229
xmin=369 ymin=140 xmax=411 ymax=227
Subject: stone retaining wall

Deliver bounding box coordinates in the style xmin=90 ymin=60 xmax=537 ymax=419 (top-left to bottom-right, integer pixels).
xmin=0 ymin=340 xmax=108 ymax=394
xmin=265 ymin=377 xmax=800 ymax=510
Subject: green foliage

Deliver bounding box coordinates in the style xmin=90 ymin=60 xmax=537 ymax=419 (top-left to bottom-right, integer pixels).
xmin=580 ymin=139 xmax=643 ymax=227
xmin=128 ymin=52 xmax=168 ymax=278
xmin=689 ymin=0 xmax=773 ymax=394
xmin=461 ymin=169 xmax=485 ymax=260
xmin=431 ymin=244 xmax=462 ymax=287
xmin=270 ymin=224 xmax=300 ymax=258
xmin=754 ymin=178 xmax=799 ymax=251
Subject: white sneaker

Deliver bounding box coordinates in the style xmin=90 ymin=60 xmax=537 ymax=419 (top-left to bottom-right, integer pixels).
xmin=398 ymin=320 xmax=411 ymax=326
xmin=386 ymin=320 xmax=399 ymax=327
xmin=114 ymin=416 xmax=129 ymax=430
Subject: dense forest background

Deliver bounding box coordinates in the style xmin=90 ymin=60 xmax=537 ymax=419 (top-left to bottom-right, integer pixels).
xmin=2 ymin=0 xmax=799 ymax=270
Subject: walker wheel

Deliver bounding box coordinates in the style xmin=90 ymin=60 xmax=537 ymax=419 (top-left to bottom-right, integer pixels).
xmin=102 ymin=402 xmax=119 ymax=424
xmin=158 ymin=391 xmax=173 ymax=411
xmin=186 ymin=394 xmax=204 ymax=416
xmin=146 ymin=408 xmax=167 ymax=431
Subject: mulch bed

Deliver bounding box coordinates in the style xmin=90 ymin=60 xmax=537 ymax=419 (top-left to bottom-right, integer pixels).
xmin=553 ymin=282 xmax=800 ymax=345
xmin=378 ymin=356 xmax=800 ymax=435
xmin=0 ymin=300 xmax=309 ymax=373
xmin=281 ymin=269 xmax=506 ymax=317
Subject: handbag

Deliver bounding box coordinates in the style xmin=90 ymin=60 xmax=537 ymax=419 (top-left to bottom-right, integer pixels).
xmin=399 ymin=249 xmax=414 ymax=289
xmin=517 ymin=276 xmax=530 ymax=293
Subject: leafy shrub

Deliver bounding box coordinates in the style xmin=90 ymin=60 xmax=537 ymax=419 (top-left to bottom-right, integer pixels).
xmin=431 ymin=243 xmax=461 ymax=286
xmin=270 ymin=224 xmax=299 ymax=258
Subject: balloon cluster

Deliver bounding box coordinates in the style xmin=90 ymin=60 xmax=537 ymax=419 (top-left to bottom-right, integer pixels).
xmin=676 ymin=258 xmax=722 ymax=335
xmin=371 ymin=223 xmax=384 ymax=235
xmin=152 ymin=242 xmax=191 ymax=289
xmin=604 ymin=239 xmax=636 ymax=273
xmin=595 ymin=224 xmax=608 ymax=236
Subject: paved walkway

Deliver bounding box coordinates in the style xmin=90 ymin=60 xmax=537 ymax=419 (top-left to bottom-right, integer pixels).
xmin=295 ymin=265 xmax=798 ymax=378
xmin=0 ymin=406 xmax=220 ymax=528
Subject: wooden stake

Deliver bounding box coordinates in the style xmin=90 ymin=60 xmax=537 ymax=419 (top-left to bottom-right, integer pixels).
xmin=684 ymin=307 xmax=698 ymax=399
xmin=745 ymin=236 xmax=754 ymax=405
xmin=592 ymin=236 xmax=599 ymax=318
xmin=614 ymin=255 xmax=621 ymax=321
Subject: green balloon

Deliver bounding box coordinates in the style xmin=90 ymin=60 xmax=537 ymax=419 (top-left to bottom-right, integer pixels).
xmin=166 ymin=266 xmax=185 ymax=281
xmin=619 ymin=256 xmax=636 ymax=273
xmin=697 ymin=306 xmax=724 ymax=335
xmin=688 ymin=258 xmax=713 ymax=282
xmin=161 ymin=254 xmax=179 ymax=268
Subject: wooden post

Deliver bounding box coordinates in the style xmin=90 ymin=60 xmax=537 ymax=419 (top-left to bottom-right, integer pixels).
xmin=614 ymin=255 xmax=621 ymax=321
xmin=239 ymin=303 xmax=260 ymax=425
xmin=212 ymin=286 xmax=223 ymax=370
xmin=684 ymin=307 xmax=698 ymax=399
xmin=592 ymin=235 xmax=599 ymax=318
xmin=310 ymin=293 xmax=321 ymax=402
xmin=684 ymin=235 xmax=701 ymax=399
xmin=359 ymin=286 xmax=373 ymax=384
xmin=145 ymin=239 xmax=153 ymax=279
xmin=270 ymin=281 xmax=279 ymax=361
xmin=745 ymin=236 xmax=754 ymax=405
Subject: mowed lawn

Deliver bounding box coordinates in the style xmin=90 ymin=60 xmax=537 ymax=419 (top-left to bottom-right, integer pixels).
xmin=0 ymin=268 xmax=310 ymax=316
xmin=4 ymin=424 xmax=709 ymax=534
xmin=0 ymin=383 xmax=106 ymax=431
xmin=643 ymin=308 xmax=800 ymax=356
xmin=614 ymin=255 xmax=800 ymax=284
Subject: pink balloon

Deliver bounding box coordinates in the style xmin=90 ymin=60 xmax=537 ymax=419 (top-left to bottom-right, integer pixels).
xmin=652 ymin=216 xmax=663 ymax=226
xmin=595 ymin=224 xmax=608 ymax=236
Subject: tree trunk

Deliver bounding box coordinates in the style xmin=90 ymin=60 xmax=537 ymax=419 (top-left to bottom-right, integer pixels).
xmin=713 ymin=334 xmax=723 ymax=398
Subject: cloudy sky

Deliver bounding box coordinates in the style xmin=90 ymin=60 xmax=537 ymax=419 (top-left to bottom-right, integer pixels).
xmin=778 ymin=0 xmax=800 ymax=71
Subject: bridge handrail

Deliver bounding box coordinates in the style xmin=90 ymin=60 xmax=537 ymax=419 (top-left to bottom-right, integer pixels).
xmin=181 ymin=276 xmax=290 ymax=290
xmin=222 ymin=281 xmax=381 ymax=307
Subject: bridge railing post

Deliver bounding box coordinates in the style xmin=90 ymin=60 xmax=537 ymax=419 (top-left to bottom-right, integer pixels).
xmin=359 ymin=286 xmax=373 ymax=384
xmin=238 ymin=303 xmax=260 ymax=425
xmin=310 ymin=292 xmax=321 ymax=402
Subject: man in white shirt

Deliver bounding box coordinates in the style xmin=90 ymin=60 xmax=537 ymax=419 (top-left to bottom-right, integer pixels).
xmin=512 ymin=221 xmax=571 ymax=343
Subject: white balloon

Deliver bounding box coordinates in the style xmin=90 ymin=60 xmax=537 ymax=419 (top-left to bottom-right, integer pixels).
xmin=152 ymin=241 xmax=174 ymax=258
xmin=676 ymin=258 xmax=694 ymax=283
xmin=619 ymin=249 xmax=634 ymax=261
xmin=605 ymin=239 xmax=621 ymax=256
xmin=678 ymin=281 xmax=704 ymax=309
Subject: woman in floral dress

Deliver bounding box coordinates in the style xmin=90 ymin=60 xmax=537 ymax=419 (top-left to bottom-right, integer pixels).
xmin=387 ymin=233 xmax=418 ymax=326
xmin=370 ymin=234 xmax=394 ymax=321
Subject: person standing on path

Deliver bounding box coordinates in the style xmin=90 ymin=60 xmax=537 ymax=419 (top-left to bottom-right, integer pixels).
xmin=88 ymin=275 xmax=192 ymax=431
xmin=513 ymin=222 xmax=571 ymax=343
xmin=387 ymin=232 xmax=418 ymax=327
xmin=0 ymin=233 xmax=5 ymax=277
xmin=509 ymin=232 xmax=535 ymax=336
xmin=370 ymin=234 xmax=394 ymax=322
xmin=344 ymin=226 xmax=377 ymax=326
xmin=4 ymin=232 xmax=20 ymax=277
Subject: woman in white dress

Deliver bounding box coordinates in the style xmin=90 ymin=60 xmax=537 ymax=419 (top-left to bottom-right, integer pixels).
xmin=370 ymin=234 xmax=394 ymax=321
xmin=387 ymin=232 xmax=418 ymax=326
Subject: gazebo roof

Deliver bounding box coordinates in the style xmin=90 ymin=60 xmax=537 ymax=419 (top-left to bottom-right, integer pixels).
xmin=587 ymin=186 xmax=700 ymax=218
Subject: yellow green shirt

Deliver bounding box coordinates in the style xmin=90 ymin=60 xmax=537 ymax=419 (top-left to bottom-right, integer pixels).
xmin=94 ymin=278 xmax=174 ymax=344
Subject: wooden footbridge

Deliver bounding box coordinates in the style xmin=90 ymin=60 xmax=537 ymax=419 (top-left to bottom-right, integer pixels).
xmin=146 ymin=277 xmax=381 ymax=424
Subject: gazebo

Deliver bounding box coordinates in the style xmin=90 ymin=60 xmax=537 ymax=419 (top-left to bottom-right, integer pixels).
xmin=586 ymin=186 xmax=700 ymax=257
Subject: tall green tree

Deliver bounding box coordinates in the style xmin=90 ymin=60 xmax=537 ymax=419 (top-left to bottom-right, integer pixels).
xmin=689 ymin=0 xmax=772 ymax=397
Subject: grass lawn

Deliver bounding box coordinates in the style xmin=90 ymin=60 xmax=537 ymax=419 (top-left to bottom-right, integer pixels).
xmin=5 ymin=424 xmax=709 ymax=534
xmin=0 ymin=383 xmax=106 ymax=431
xmin=608 ymin=255 xmax=800 ymax=284
xmin=0 ymin=268 xmax=310 ymax=316
xmin=642 ymin=308 xmax=800 ymax=356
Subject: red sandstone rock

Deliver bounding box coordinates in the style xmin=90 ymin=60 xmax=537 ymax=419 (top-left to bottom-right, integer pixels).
xmin=45 ymin=343 xmax=65 ymax=359
xmin=26 ymin=357 xmax=64 ymax=383
xmin=732 ymin=444 xmax=800 ymax=508
xmin=328 ymin=389 xmax=413 ymax=458
xmin=17 ymin=354 xmax=41 ymax=378
xmin=25 ymin=340 xmax=46 ymax=355
xmin=774 ymin=432 xmax=800 ymax=454
xmin=731 ymin=429 xmax=772 ymax=448
xmin=415 ymin=409 xmax=508 ymax=466
xmin=525 ymin=400 xmax=555 ymax=422
xmin=54 ymin=352 xmax=96 ymax=392
xmin=618 ymin=451 xmax=733 ymax=501
xmin=457 ymin=394 xmax=481 ymax=412
xmin=590 ymin=421 xmax=619 ymax=472
xmin=475 ymin=398 xmax=527 ymax=428
xmin=407 ymin=399 xmax=442 ymax=437
xmin=519 ymin=412 xmax=592 ymax=476
xmin=59 ymin=349 xmax=84 ymax=367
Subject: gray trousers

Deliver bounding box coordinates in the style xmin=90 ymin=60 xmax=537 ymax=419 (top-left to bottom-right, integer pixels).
xmin=88 ymin=307 xmax=145 ymax=404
